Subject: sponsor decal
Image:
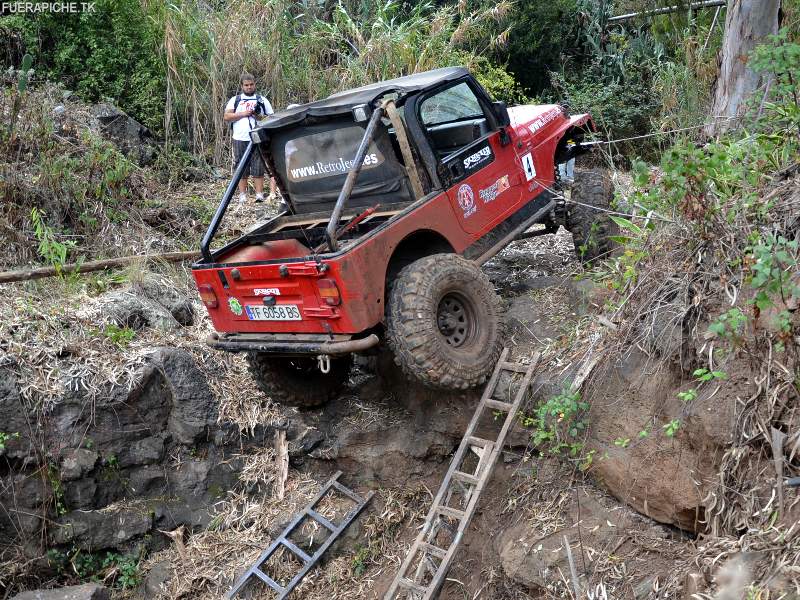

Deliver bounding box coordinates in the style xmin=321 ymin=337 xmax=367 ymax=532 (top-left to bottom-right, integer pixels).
xmin=289 ymin=153 xmax=380 ymax=181
xmin=521 ymin=152 xmax=536 ymax=181
xmin=457 ymin=184 xmax=476 ymax=218
xmin=479 ymin=174 xmax=510 ymax=204
xmin=254 ymin=288 xmax=281 ymax=296
xmin=228 ymin=297 xmax=243 ymax=316
xmin=463 ymin=146 xmax=492 ymax=170
xmin=528 ymin=108 xmax=560 ymax=136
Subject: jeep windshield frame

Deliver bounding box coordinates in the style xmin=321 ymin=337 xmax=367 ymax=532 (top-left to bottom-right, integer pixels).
xmin=199 ymin=67 xmax=470 ymax=263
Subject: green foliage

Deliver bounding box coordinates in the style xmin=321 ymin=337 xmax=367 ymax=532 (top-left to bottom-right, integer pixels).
xmin=102 ymin=324 xmax=135 ymax=347
xmin=0 ymin=431 xmax=20 ymax=450
xmin=677 ymin=389 xmax=697 ymax=403
xmin=5 ymin=52 xmax=34 ymax=144
xmin=30 ymin=208 xmax=77 ymax=273
xmin=46 ymin=464 xmax=67 ymax=516
xmin=2 ymin=0 xmax=166 ymax=133
xmin=351 ymin=545 xmax=370 ymax=578
xmin=747 ymin=234 xmax=799 ymax=311
xmin=662 ymin=419 xmax=681 ymax=438
xmin=550 ymin=71 xmax=659 ymax=155
xmin=709 ymin=308 xmax=747 ymax=339
xmin=503 ymin=0 xmax=578 ymax=94
xmin=692 ymin=368 xmax=727 ymax=383
xmin=468 ymin=55 xmax=530 ymax=105
xmin=751 ymin=28 xmax=800 ymax=121
xmin=523 ymin=389 xmax=589 ymax=456
xmin=48 ymin=548 xmax=142 ymax=589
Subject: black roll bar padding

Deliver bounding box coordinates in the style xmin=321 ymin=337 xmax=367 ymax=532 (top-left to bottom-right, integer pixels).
xmin=325 ymin=104 xmax=387 ymax=252
xmin=200 ymin=141 xmax=255 ymax=263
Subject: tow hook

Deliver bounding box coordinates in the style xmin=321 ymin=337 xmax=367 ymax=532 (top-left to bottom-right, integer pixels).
xmin=317 ymin=354 xmax=331 ymax=373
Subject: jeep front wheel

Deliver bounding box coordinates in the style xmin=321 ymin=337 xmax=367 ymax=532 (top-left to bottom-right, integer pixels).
xmin=246 ymin=353 xmax=352 ymax=408
xmin=566 ymin=167 xmax=618 ymax=263
xmin=386 ymin=253 xmax=505 ymax=389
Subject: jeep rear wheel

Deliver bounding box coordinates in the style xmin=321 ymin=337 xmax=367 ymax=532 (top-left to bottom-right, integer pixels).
xmin=386 ymin=253 xmax=505 ymax=389
xmin=246 ymin=353 xmax=352 ymax=408
xmin=566 ymin=168 xmax=618 ymax=264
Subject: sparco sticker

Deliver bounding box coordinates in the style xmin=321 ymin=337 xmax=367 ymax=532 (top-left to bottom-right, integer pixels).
xmin=463 ymin=146 xmax=492 ymax=169
xmin=254 ymin=288 xmax=281 ymax=296
xmin=479 ymin=175 xmax=510 ymax=204
xmin=457 ymin=184 xmax=476 ymax=218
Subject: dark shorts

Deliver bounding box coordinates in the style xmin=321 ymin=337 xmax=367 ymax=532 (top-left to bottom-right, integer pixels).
xmin=233 ymin=140 xmax=266 ymax=178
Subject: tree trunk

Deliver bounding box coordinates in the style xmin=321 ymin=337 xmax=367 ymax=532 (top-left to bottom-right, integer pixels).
xmin=706 ymin=0 xmax=781 ymax=135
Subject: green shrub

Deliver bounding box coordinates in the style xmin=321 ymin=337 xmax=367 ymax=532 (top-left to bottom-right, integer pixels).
xmin=2 ymin=0 xmax=165 ymax=133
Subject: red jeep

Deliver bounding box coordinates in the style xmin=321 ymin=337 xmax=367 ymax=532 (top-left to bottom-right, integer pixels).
xmin=192 ymin=67 xmax=614 ymax=407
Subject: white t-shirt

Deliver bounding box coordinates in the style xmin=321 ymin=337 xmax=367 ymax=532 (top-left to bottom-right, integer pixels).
xmin=226 ymin=93 xmax=274 ymax=142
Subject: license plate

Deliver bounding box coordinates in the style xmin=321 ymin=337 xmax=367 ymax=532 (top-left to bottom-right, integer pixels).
xmin=245 ymin=304 xmax=302 ymax=321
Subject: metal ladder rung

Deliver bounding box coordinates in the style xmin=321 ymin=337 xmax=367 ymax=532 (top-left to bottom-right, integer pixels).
xmin=418 ymin=542 xmax=447 ymax=559
xmin=399 ymin=578 xmax=428 ymax=594
xmin=251 ymin=569 xmax=284 ymax=593
xmin=437 ymin=506 xmax=465 ymax=520
xmin=280 ymin=539 xmax=312 ymax=563
xmin=307 ymin=509 xmax=337 ymax=531
xmin=331 ymin=480 xmax=363 ymax=503
xmin=227 ymin=472 xmax=373 ymax=599
xmin=485 ymin=398 xmax=514 ymax=411
xmin=451 ymin=471 xmax=479 ymax=485
xmin=498 ymin=361 xmax=528 ymax=373
xmin=467 ymin=436 xmax=494 ymax=449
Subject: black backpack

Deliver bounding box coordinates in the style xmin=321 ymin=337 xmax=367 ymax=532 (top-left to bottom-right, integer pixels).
xmin=229 ymin=94 xmax=268 ymax=131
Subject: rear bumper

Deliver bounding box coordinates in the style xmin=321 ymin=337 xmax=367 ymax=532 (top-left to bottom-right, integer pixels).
xmin=208 ymin=332 xmax=380 ymax=355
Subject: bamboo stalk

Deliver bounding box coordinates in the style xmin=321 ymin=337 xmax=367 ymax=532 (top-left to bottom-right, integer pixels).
xmin=0 ymin=251 xmax=199 ymax=284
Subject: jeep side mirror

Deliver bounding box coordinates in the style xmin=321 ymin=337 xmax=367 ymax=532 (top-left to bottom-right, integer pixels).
xmin=492 ymin=101 xmax=510 ymax=128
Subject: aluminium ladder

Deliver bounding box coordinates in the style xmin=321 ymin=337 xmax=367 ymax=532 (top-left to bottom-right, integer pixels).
xmin=384 ymin=348 xmax=539 ymax=600
xmin=226 ymin=471 xmax=374 ymax=599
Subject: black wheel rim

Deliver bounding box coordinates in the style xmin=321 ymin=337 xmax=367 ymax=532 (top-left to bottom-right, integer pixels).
xmin=436 ymin=292 xmax=477 ymax=348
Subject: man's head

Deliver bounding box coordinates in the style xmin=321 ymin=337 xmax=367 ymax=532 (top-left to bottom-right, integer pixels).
xmin=240 ymin=72 xmax=256 ymax=95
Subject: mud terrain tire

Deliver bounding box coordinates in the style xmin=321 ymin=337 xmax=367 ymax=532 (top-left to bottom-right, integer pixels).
xmin=246 ymin=353 xmax=352 ymax=408
xmin=386 ymin=253 xmax=505 ymax=389
xmin=566 ymin=168 xmax=618 ymax=263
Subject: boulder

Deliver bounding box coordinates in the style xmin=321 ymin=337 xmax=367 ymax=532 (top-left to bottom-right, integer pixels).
xmin=90 ymin=103 xmax=157 ymax=166
xmin=134 ymin=273 xmax=195 ymax=327
xmin=497 ymin=490 xmax=622 ymax=590
xmin=141 ymin=560 xmax=174 ymax=598
xmin=52 ymin=505 xmax=153 ymax=549
xmin=584 ymin=349 xmax=739 ymax=532
xmin=11 ymin=583 xmax=109 ymax=600
xmin=151 ymin=348 xmax=217 ymax=444
xmin=60 ymin=449 xmax=98 ymax=481
xmin=101 ymin=291 xmax=180 ymax=332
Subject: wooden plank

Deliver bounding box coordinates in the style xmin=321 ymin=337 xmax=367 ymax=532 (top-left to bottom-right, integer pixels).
xmin=485 ymin=398 xmax=514 ymax=411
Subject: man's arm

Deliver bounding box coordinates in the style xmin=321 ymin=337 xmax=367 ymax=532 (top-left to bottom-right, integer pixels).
xmin=224 ymin=108 xmax=253 ymax=122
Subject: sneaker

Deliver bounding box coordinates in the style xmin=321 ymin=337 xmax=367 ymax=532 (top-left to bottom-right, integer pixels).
xmin=255 ymin=193 xmax=265 ymax=203
xmin=238 ymin=192 xmax=247 ymax=204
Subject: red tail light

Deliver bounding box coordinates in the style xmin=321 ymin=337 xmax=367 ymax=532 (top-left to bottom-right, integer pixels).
xmin=198 ymin=284 xmax=219 ymax=308
xmin=317 ymin=278 xmax=341 ymax=306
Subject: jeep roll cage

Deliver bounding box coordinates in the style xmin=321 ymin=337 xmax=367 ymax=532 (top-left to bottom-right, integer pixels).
xmin=199 ymin=67 xmax=512 ymax=263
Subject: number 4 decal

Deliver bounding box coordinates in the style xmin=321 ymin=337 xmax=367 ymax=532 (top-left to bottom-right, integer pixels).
xmin=522 ymin=152 xmax=536 ymax=181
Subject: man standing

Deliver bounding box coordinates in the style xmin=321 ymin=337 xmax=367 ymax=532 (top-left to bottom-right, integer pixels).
xmin=224 ymin=73 xmax=276 ymax=203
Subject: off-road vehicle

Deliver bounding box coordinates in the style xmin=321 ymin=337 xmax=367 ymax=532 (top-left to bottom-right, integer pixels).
xmin=192 ymin=67 xmax=615 ymax=407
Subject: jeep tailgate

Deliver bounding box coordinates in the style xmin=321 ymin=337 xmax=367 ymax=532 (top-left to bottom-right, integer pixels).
xmin=193 ymin=261 xmax=343 ymax=335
